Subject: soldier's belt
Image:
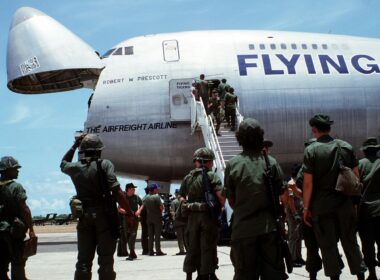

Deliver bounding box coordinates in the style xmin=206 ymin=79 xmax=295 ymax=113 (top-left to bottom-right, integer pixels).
xmin=187 ymin=202 xmax=208 ymax=212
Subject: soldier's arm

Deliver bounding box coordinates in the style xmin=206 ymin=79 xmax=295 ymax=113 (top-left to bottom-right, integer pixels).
xmin=224 ymin=163 xmax=235 ymax=208
xmin=19 ymin=200 xmax=36 ymax=238
xmin=62 ymin=135 xmax=86 ymax=162
xmin=112 ymin=186 xmax=133 ymax=216
xmin=303 ymin=172 xmax=313 ymax=227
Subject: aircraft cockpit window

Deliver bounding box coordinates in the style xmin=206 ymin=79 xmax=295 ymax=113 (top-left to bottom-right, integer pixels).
xmin=280 ymin=43 xmax=287 ymax=50
xmin=270 ymin=44 xmax=276 ymax=50
xmin=125 ymin=46 xmax=134 ymax=55
xmin=100 ymin=48 xmax=116 ymax=59
xmin=259 ymin=44 xmax=265 ymax=50
xmin=113 ymin=47 xmax=123 ymax=55
xmin=322 ymin=44 xmax=328 ymax=50
xmin=249 ymin=44 xmax=255 ymax=50
xmin=312 ymin=44 xmax=318 ymax=50
xmin=301 ymin=44 xmax=307 ymax=50
xmin=291 ymin=44 xmax=297 ymax=50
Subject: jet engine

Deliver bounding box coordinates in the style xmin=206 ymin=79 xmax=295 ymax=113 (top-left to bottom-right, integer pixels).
xmin=7 ymin=7 xmax=104 ymax=94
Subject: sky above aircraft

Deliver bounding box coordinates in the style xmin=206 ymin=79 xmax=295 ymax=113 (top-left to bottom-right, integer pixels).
xmin=1 ymin=0 xmax=380 ymax=215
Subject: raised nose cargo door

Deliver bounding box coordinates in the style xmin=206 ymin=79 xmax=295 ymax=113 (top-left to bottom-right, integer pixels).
xmin=7 ymin=7 xmax=104 ymax=94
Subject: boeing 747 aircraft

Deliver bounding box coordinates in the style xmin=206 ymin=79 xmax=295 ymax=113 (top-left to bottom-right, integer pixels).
xmin=6 ymin=7 xmax=380 ymax=189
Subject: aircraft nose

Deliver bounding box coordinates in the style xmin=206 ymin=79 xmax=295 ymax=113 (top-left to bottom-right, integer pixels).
xmin=10 ymin=7 xmax=46 ymax=30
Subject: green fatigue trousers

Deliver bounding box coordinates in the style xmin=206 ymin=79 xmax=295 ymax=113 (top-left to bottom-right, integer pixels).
xmin=140 ymin=210 xmax=148 ymax=253
xmin=75 ymin=210 xmax=117 ymax=280
xmin=147 ymin=220 xmax=162 ymax=253
xmin=117 ymin=214 xmax=128 ymax=256
xmin=312 ymin=199 xmax=366 ymax=277
xmin=0 ymin=232 xmax=26 ymax=280
xmin=358 ymin=216 xmax=380 ymax=268
xmin=175 ymin=225 xmax=187 ymax=253
xmin=183 ymin=212 xmax=218 ymax=275
xmin=285 ymin=208 xmax=302 ymax=262
xmin=303 ymin=221 xmax=322 ymax=274
xmin=230 ymin=232 xmax=288 ymax=280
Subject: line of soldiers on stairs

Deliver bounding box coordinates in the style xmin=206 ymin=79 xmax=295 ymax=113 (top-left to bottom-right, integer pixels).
xmin=1 ymin=113 xmax=380 ymax=280
xmin=192 ymin=74 xmax=238 ymax=135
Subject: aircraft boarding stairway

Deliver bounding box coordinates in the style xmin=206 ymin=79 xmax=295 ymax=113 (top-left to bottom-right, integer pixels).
xmin=190 ymin=95 xmax=244 ymax=182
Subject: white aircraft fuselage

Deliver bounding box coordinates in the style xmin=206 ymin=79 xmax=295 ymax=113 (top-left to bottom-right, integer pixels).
xmin=7 ymin=8 xmax=380 ymax=183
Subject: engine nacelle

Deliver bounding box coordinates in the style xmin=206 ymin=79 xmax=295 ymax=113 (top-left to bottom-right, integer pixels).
xmin=7 ymin=7 xmax=104 ymax=94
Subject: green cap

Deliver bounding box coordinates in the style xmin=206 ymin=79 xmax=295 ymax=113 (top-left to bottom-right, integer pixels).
xmin=0 ymin=156 xmax=21 ymax=171
xmin=360 ymin=137 xmax=380 ymax=150
xmin=238 ymin=118 xmax=261 ymax=133
xmin=193 ymin=147 xmax=215 ymax=161
xmin=263 ymin=139 xmax=273 ymax=148
xmin=79 ymin=134 xmax=104 ymax=152
xmin=309 ymin=114 xmax=334 ymax=127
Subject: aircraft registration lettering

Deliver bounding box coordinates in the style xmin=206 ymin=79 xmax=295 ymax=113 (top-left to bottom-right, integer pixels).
xmin=86 ymin=122 xmax=177 ymax=134
xmin=19 ymin=56 xmax=40 ymax=76
xmin=237 ymin=54 xmax=380 ymax=76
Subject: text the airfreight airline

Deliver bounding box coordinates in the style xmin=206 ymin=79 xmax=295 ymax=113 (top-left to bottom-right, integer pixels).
xmin=237 ymin=54 xmax=380 ymax=75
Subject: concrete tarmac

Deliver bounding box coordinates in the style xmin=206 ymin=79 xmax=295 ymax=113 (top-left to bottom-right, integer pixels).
xmin=24 ymin=232 xmax=379 ymax=280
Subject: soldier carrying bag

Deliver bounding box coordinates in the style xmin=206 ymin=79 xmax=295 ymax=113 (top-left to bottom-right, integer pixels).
xmin=201 ymin=164 xmax=222 ymax=225
xmin=263 ymin=150 xmax=293 ymax=274
xmin=335 ymin=141 xmax=362 ymax=196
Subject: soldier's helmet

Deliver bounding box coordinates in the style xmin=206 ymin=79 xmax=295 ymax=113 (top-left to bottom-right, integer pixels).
xmin=193 ymin=147 xmax=215 ymax=162
xmin=0 ymin=156 xmax=22 ymax=171
xmin=79 ymin=134 xmax=104 ymax=152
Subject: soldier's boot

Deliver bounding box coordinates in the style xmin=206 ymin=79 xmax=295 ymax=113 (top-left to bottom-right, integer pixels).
xmin=209 ymin=273 xmax=219 ymax=280
xmin=366 ymin=266 xmax=378 ymax=280
xmin=74 ymin=270 xmax=92 ymax=280
xmin=0 ymin=272 xmax=10 ymax=280
xmin=215 ymin=124 xmax=221 ymax=136
xmin=130 ymin=250 xmax=137 ymax=259
xmin=330 ymin=276 xmax=340 ymax=280
xmin=309 ymin=272 xmax=317 ymax=280
xmin=186 ymin=272 xmax=192 ymax=280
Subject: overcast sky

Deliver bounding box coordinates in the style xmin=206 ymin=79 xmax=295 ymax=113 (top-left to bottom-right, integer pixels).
xmin=1 ymin=0 xmax=380 ymax=215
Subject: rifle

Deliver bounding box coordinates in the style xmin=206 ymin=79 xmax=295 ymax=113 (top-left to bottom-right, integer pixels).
xmin=201 ymin=163 xmax=222 ymax=225
xmin=263 ymin=151 xmax=293 ymax=274
xmin=96 ymin=160 xmax=120 ymax=239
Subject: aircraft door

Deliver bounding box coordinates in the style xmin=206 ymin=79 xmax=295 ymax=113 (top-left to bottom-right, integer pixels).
xmin=169 ymin=79 xmax=193 ymax=122
xmin=163 ymin=40 xmax=180 ymax=62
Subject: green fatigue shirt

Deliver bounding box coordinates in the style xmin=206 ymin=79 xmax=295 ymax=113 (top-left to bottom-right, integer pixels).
xmin=179 ymin=168 xmax=223 ymax=203
xmin=170 ymin=198 xmax=187 ymax=226
xmin=224 ymin=92 xmax=237 ymax=110
xmin=303 ymin=135 xmax=358 ymax=215
xmin=0 ymin=180 xmax=27 ymax=231
xmin=361 ymin=158 xmax=380 ymax=219
xmin=60 ymin=159 xmax=120 ymax=208
xmin=209 ymin=98 xmax=221 ymax=114
xmin=217 ymin=82 xmax=229 ymax=100
xmin=359 ymin=155 xmax=378 ymax=182
xmin=199 ymin=80 xmax=209 ymax=101
xmin=224 ymin=151 xmax=284 ymax=240
xmin=126 ymin=194 xmax=142 ymax=213
xmin=143 ymin=194 xmax=163 ymax=223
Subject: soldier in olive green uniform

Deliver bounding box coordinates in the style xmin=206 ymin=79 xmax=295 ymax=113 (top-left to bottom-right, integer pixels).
xmin=358 ymin=138 xmax=380 ymax=280
xmin=208 ymin=90 xmax=222 ymax=136
xmin=179 ymin=148 xmax=225 ymax=280
xmin=170 ymin=189 xmax=187 ymax=255
xmin=217 ymin=78 xmax=229 ymax=100
xmin=124 ymin=183 xmax=142 ymax=261
xmin=199 ymin=74 xmax=210 ymax=109
xmin=61 ymin=134 xmax=133 ymax=280
xmin=0 ymin=156 xmax=36 ymax=280
xmin=302 ymin=115 xmax=366 ymax=280
xmin=224 ymin=118 xmax=287 ymax=280
xmin=140 ymin=183 xmax=166 ymax=256
xmin=224 ymin=87 xmax=238 ymax=131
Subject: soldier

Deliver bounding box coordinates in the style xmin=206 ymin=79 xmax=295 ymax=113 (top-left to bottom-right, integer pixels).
xmin=179 ymin=148 xmax=225 ymax=280
xmin=263 ymin=139 xmax=273 ymax=154
xmin=225 ymin=118 xmax=287 ymax=280
xmin=139 ymin=183 xmax=166 ymax=256
xmin=199 ymin=74 xmax=210 ymax=108
xmin=224 ymin=87 xmax=238 ymax=131
xmin=0 ymin=156 xmax=36 ymax=280
xmin=208 ymin=90 xmax=222 ymax=136
xmin=140 ymin=185 xmax=150 ymax=255
xmin=170 ymin=189 xmax=187 ymax=255
xmin=217 ymin=78 xmax=229 ymax=100
xmin=60 ymin=134 xmax=133 ymax=280
xmin=123 ymin=183 xmax=142 ymax=261
xmin=302 ymin=114 xmax=366 ymax=280
xmin=358 ymin=138 xmax=380 ymax=280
